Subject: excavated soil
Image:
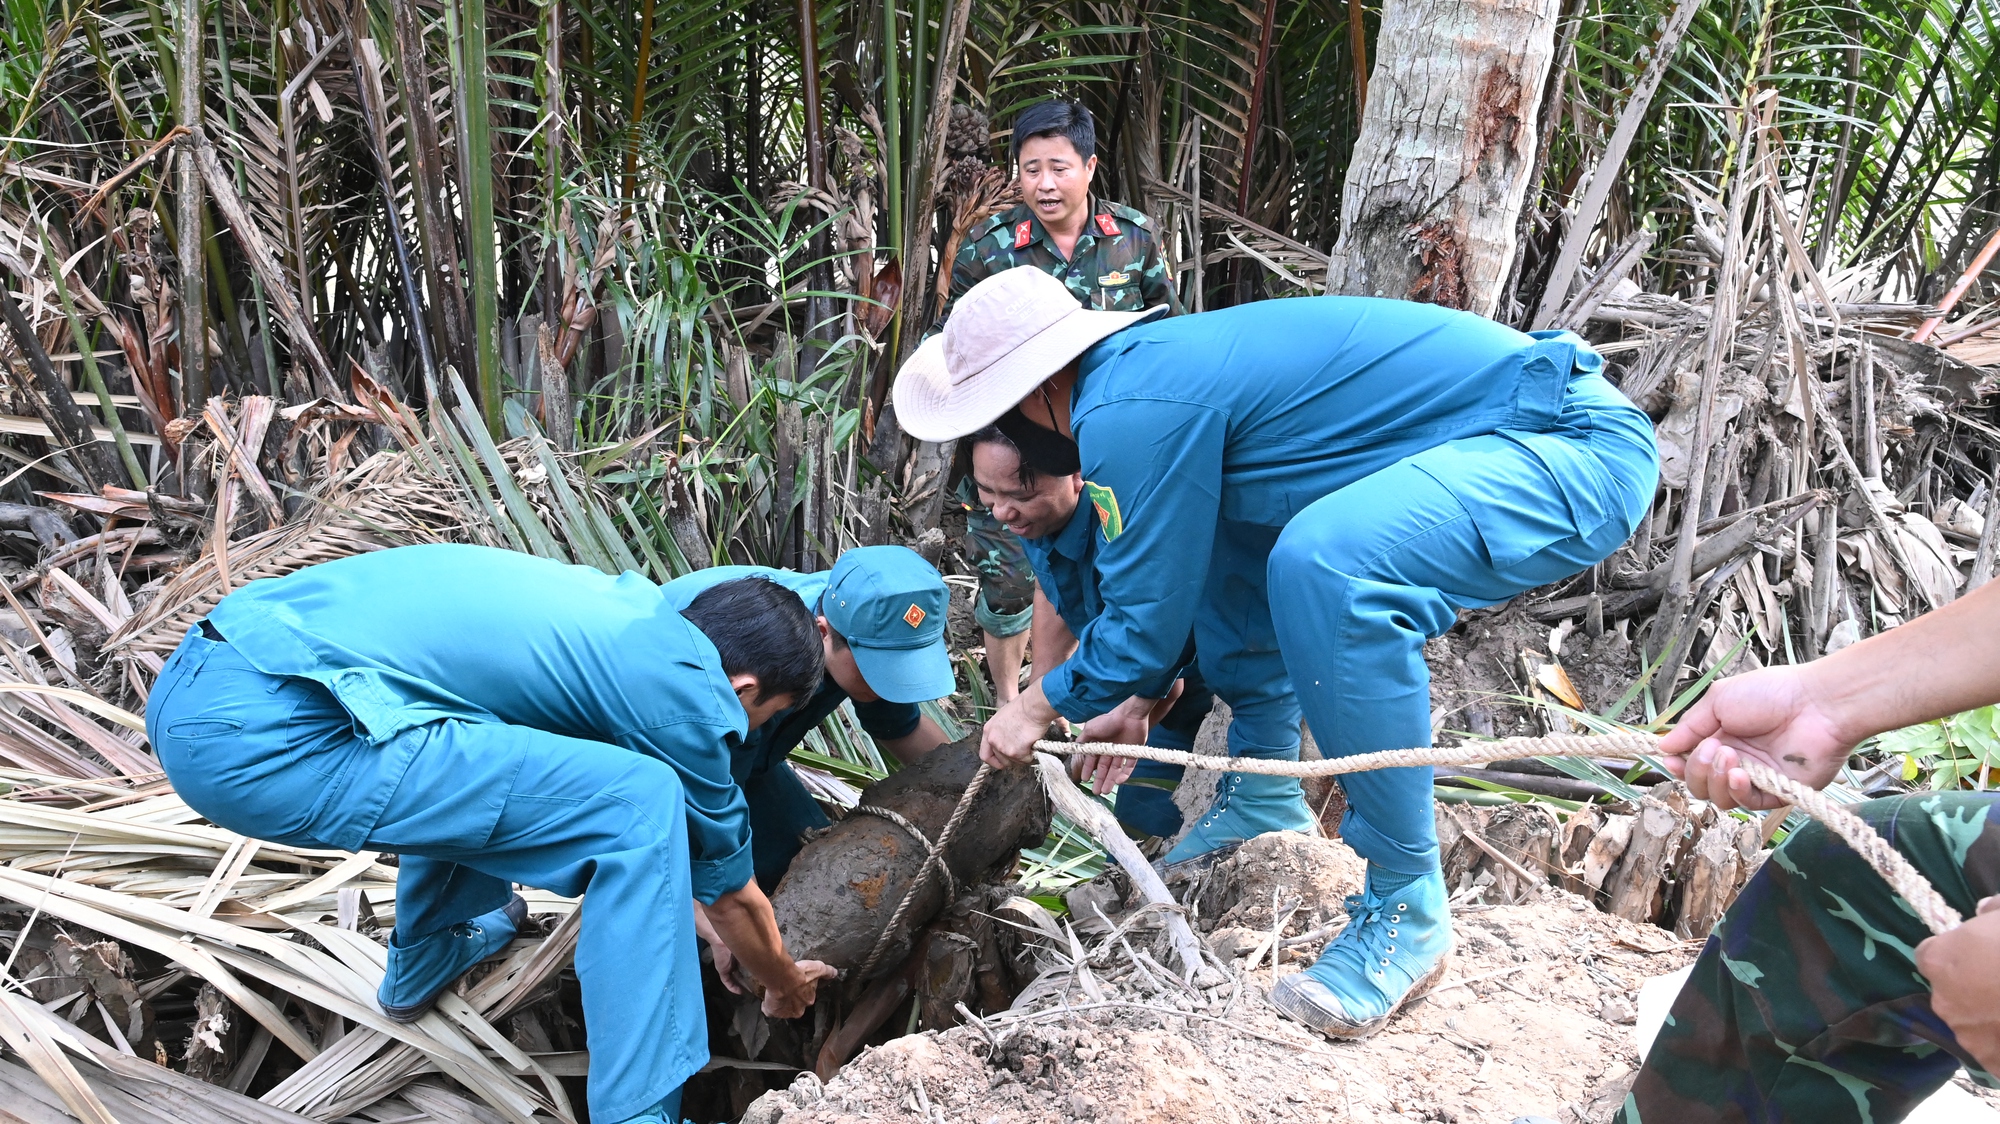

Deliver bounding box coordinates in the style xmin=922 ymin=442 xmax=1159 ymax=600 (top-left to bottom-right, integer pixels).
xmin=748 ymin=833 xmax=1704 ymax=1124
xmin=1424 ymin=601 xmax=1647 ymax=737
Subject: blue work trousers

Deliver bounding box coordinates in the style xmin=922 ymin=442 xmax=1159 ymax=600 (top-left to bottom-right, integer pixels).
xmin=147 ymin=629 xmax=702 ymax=1122
xmin=1208 ymin=390 xmax=1656 ymax=875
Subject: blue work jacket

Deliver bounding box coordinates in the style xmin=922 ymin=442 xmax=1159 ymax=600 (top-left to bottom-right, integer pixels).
xmin=1039 ymin=296 xmax=1638 ymax=724
xmin=662 ymin=566 xmax=923 ymax=781
xmin=207 ymin=544 xmax=756 ymax=901
xmin=1022 ymin=501 xmax=1190 ymax=701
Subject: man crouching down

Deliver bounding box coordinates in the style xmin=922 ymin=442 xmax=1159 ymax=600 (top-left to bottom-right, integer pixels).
xmin=147 ymin=544 xmax=835 ymax=1124
xmin=894 ymin=267 xmax=1660 ymax=1040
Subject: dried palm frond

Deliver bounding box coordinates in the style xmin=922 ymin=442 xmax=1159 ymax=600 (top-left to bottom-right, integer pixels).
xmin=106 ymin=383 xmax=639 ymax=663
xmin=103 ymin=450 xmax=477 ymax=660
xmin=0 ymin=774 xmax=583 ymax=1123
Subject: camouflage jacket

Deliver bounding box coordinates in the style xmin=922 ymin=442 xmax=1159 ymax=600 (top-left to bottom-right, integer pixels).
xmin=934 ymin=198 xmax=1183 ymax=330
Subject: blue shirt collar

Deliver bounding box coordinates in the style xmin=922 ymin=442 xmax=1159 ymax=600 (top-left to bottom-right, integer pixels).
xmin=1037 ymin=496 xmax=1096 ymax=561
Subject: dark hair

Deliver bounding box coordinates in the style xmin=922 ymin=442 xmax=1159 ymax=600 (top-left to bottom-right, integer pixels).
xmin=995 ymin=407 xmax=1082 ymax=477
xmin=969 ymin=425 xmax=1042 ymax=488
xmin=682 ymin=576 xmax=824 ymax=703
xmin=1010 ymin=101 xmax=1096 ymax=165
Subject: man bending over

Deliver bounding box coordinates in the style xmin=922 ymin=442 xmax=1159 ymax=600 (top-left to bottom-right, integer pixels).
xmin=663 ymin=545 xmax=955 ymax=892
xmin=967 ymin=423 xmax=1212 ymax=840
xmin=895 ymin=267 xmax=1658 ymax=1039
xmin=148 ymin=545 xmax=834 ymax=1124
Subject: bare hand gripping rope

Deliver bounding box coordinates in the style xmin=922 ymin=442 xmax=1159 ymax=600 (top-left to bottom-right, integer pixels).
xmin=854 ymin=731 xmax=1959 ymax=981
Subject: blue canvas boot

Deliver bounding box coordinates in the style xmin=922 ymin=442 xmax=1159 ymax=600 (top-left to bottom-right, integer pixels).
xmin=379 ymin=894 xmax=527 ymax=1022
xmin=1269 ymin=864 xmax=1451 ymax=1038
xmin=1162 ymin=772 xmax=1314 ymax=865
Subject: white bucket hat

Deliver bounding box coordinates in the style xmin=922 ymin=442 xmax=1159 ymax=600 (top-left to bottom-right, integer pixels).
xmin=892 ymin=266 xmax=1164 ymax=442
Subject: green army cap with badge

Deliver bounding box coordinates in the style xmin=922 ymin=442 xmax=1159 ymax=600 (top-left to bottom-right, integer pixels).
xmin=818 ymin=545 xmax=955 ymax=703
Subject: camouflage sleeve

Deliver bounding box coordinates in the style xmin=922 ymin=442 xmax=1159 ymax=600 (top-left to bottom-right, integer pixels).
xmin=1139 ymin=232 xmax=1185 ymax=316
xmin=930 ymin=233 xmax=994 ymax=336
xmin=1622 ymin=792 xmax=1999 ymax=1124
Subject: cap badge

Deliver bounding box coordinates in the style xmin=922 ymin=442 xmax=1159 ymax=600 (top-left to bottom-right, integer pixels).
xmin=903 ymin=604 xmax=927 ymax=628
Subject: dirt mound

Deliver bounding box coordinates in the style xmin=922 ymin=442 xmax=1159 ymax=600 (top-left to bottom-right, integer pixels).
xmin=754 ymin=1029 xmax=1238 ymax=1124
xmin=1183 ymin=830 xmax=1367 ymax=945
xmin=750 ymin=833 xmax=1703 ymax=1124
xmin=1424 ymin=601 xmax=1643 ymax=735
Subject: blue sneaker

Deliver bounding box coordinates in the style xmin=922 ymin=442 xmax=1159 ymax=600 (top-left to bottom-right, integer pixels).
xmin=379 ymin=894 xmax=527 ymax=1023
xmin=1269 ymin=865 xmax=1452 ymax=1039
xmin=1162 ymin=772 xmax=1314 ymax=865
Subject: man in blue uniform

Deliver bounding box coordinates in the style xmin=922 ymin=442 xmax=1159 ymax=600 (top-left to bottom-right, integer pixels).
xmin=146 ymin=545 xmax=837 ymax=1124
xmin=662 ymin=546 xmax=955 ymax=897
xmin=893 ymin=267 xmax=1658 ymax=1039
xmin=966 ymin=424 xmax=1209 ymax=839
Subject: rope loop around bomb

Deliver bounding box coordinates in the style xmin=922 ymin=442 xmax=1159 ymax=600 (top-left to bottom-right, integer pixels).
xmin=1035 ymin=733 xmax=1965 ymax=937
xmin=855 ymin=762 xmax=997 ymax=980
xmin=853 ymin=804 xmax=961 ymax=905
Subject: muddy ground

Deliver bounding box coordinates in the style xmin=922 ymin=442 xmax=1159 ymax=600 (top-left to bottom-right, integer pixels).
xmin=1423 ymin=600 xmax=1649 ymax=738
xmin=745 ymin=833 xmax=1708 ymax=1124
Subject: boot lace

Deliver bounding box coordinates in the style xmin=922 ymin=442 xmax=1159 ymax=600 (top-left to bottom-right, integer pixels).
xmin=1319 ymin=887 xmax=1408 ymax=985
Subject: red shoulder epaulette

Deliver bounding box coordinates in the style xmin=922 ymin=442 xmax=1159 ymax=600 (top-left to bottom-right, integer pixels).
xmin=1094 ymin=213 xmax=1121 ymax=237
xmin=1014 ymin=221 xmax=1034 ymax=249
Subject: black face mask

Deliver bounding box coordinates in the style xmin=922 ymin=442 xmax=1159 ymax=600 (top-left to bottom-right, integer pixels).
xmin=995 ymin=406 xmax=1081 ymax=477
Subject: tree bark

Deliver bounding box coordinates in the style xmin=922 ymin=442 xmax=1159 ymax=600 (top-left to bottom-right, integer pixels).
xmin=1323 ymin=0 xmax=1562 ymax=316
xmin=176 ymin=0 xmax=207 ymax=409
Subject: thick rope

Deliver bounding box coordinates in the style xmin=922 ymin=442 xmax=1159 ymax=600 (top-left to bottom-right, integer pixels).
xmin=1729 ymin=756 xmax=1963 ymax=936
xmin=1044 ymin=731 xmax=1662 ymax=777
xmin=845 ymin=733 xmax=1960 ymax=983
xmin=1038 ymin=733 xmax=1965 ymax=936
xmin=855 ymin=762 xmax=997 ymax=979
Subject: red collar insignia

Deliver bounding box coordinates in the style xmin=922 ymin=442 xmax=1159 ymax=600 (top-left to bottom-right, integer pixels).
xmin=1014 ymin=220 xmax=1034 ymax=249
xmin=1093 ymin=213 xmax=1121 ymax=237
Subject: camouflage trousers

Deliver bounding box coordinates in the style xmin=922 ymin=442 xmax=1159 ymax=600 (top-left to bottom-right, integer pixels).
xmin=1622 ymin=792 xmax=1998 ymax=1124
xmin=955 ymin=479 xmax=1036 ymax=638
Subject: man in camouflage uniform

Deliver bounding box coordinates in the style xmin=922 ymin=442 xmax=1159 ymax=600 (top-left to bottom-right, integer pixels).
xmin=1626 ymin=793 xmax=1997 ymax=1121
xmin=934 ymin=99 xmax=1181 ymax=704
xmin=953 ymin=484 xmax=1040 ymax=702
xmin=940 ymin=198 xmax=1178 ymax=316
xmin=1630 ymin=578 xmax=2000 ymax=1122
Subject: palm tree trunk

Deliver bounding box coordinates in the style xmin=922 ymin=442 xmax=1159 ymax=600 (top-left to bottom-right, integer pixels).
xmin=456 ymin=0 xmax=503 ymax=436
xmin=176 ymin=0 xmax=207 ymax=410
xmin=392 ymin=0 xmax=470 ymax=385
xmin=1323 ymin=0 xmax=1562 ymax=316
